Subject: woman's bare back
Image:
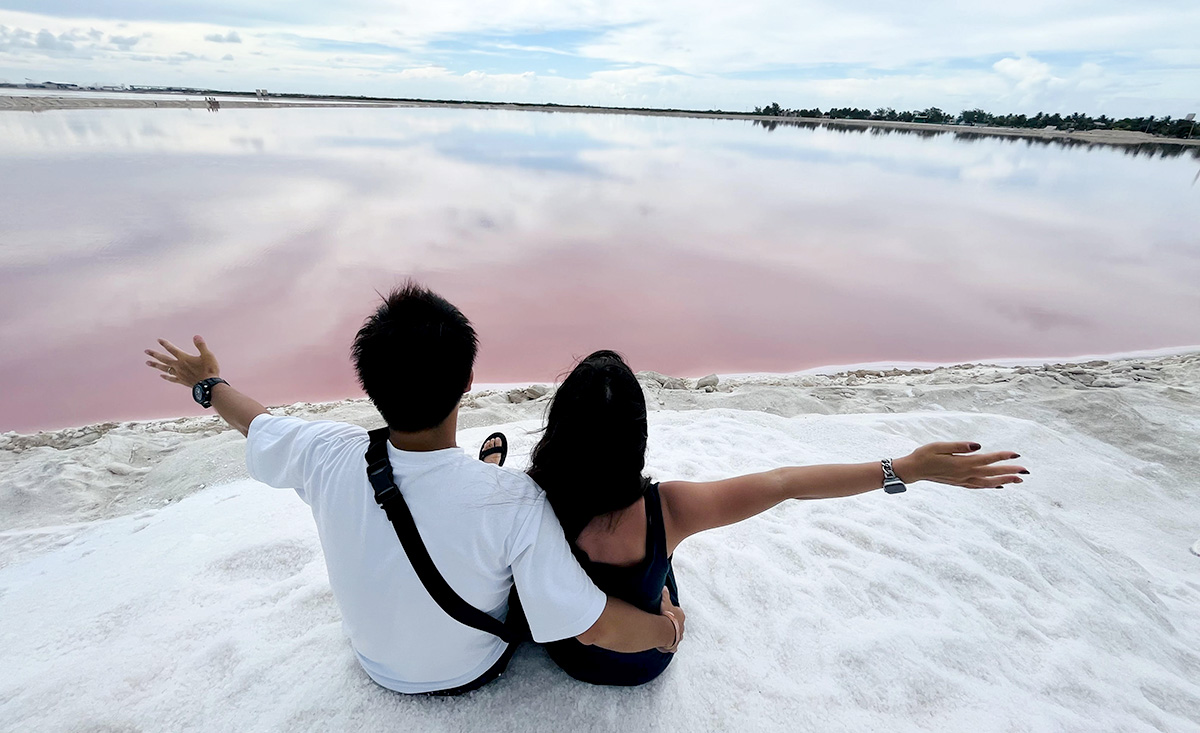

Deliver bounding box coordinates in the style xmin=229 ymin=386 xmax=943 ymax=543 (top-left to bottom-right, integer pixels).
xmin=574 ymin=498 xmax=648 ymax=567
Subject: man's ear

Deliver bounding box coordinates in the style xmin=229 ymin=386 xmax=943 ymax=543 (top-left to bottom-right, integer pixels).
xmin=465 ymin=369 xmax=474 ymax=393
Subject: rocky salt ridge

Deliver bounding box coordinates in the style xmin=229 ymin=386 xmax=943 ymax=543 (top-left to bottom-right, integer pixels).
xmin=2 ymin=351 xmax=1197 ymax=542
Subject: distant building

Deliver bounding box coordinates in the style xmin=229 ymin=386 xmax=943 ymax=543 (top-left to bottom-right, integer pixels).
xmin=26 ymin=81 xmax=79 ymax=90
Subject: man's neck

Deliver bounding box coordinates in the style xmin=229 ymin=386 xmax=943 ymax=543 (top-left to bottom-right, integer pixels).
xmin=388 ymin=408 xmax=459 ymax=452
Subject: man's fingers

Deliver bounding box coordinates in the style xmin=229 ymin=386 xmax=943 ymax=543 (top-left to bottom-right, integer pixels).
xmin=157 ymin=338 xmax=187 ymax=359
xmin=144 ymin=349 xmax=174 ymax=365
xmin=146 ymin=360 xmax=172 ymax=373
xmin=159 ymin=373 xmax=184 ymax=385
xmin=194 ymin=335 xmax=212 ymax=357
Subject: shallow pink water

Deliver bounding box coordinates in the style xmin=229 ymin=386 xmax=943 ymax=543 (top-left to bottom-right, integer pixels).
xmin=1 ymin=107 xmax=1198 ymax=432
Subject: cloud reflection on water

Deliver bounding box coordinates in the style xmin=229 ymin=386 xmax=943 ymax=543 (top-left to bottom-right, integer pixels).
xmin=1 ymin=107 xmax=1197 ymax=432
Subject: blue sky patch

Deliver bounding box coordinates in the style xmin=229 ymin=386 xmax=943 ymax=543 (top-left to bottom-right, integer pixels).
xmin=425 ymin=27 xmax=626 ymax=77
xmin=276 ymin=34 xmax=413 ymax=57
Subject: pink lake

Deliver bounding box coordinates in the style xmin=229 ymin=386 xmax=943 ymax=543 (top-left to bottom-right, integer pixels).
xmin=1 ymin=106 xmax=1198 ymax=433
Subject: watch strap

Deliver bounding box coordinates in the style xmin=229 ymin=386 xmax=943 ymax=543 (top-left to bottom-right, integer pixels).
xmin=195 ymin=377 xmax=228 ymax=408
xmin=881 ymin=458 xmax=907 ymax=494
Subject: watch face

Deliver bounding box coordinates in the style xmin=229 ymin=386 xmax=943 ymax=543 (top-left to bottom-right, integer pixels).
xmin=193 ymin=383 xmax=204 ymax=402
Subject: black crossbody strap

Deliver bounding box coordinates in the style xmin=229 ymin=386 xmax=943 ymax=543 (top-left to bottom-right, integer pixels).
xmin=365 ymin=428 xmax=517 ymax=644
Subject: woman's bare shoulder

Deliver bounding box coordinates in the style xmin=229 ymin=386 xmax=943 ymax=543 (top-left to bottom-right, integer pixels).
xmin=657 ymin=481 xmax=690 ymax=555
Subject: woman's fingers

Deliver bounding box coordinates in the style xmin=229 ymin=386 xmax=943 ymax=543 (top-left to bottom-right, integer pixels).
xmin=962 ymin=479 xmax=1009 ymax=490
xmin=968 ymin=451 xmax=1021 ymax=467
xmin=928 ymin=441 xmax=982 ymax=454
xmin=965 ymin=475 xmax=1022 ymax=488
xmin=918 ymin=442 xmax=1027 ymax=489
xmin=986 ymin=475 xmax=1022 ymax=485
xmin=974 ymin=463 xmax=1028 ymax=477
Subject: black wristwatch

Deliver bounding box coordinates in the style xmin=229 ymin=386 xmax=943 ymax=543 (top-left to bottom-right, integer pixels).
xmin=881 ymin=458 xmax=907 ymax=494
xmin=193 ymin=377 xmax=228 ymax=409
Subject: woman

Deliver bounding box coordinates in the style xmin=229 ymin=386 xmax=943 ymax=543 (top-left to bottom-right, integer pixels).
xmin=490 ymin=350 xmax=1027 ymax=686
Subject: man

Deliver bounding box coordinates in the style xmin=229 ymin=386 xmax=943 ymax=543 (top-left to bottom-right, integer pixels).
xmin=144 ymin=282 xmax=684 ymax=695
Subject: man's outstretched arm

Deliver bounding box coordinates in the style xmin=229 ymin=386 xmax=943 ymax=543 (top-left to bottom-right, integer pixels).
xmin=145 ymin=336 xmax=266 ymax=437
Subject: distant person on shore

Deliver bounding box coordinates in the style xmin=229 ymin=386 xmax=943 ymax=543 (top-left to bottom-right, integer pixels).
xmin=143 ymin=283 xmax=685 ymax=695
xmin=493 ymin=349 xmax=1026 ymax=686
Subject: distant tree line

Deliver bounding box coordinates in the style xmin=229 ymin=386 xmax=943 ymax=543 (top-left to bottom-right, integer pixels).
xmin=752 ymin=102 xmax=1197 ymax=139
xmin=752 ymin=117 xmax=1200 ymax=160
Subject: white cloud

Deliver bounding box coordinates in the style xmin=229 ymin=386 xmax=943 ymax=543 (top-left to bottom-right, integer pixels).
xmin=395 ymin=66 xmax=452 ymax=80
xmin=203 ymin=30 xmax=240 ymax=43
xmin=108 ymin=34 xmax=140 ymax=50
xmin=994 ymin=56 xmax=1059 ymax=92
xmin=35 ymin=28 xmax=76 ymax=52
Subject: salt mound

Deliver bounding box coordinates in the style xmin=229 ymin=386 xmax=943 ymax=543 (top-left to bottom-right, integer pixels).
xmin=2 ymin=353 xmax=1199 ymax=731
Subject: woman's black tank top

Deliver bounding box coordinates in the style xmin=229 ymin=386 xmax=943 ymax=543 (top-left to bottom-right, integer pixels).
xmin=544 ymin=482 xmax=678 ymax=686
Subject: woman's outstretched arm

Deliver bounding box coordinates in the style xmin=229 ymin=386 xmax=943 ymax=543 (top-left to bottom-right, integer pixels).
xmin=660 ymin=442 xmax=1026 ymax=553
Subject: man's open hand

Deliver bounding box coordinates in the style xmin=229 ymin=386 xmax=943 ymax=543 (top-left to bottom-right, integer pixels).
xmin=145 ymin=336 xmax=220 ymax=388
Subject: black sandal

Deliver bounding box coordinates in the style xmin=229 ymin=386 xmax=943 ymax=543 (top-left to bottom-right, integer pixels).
xmin=478 ymin=432 xmax=508 ymax=467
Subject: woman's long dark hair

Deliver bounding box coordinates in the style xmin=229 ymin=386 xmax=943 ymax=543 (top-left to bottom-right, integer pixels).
xmin=528 ymin=350 xmax=652 ymax=543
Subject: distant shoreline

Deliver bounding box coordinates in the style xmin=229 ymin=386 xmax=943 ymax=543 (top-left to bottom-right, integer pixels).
xmin=2 ymin=91 xmax=1198 ymax=150
xmin=4 ymin=348 xmax=1196 ymax=440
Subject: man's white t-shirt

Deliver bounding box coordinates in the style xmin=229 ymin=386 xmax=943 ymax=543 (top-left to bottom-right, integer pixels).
xmin=245 ymin=413 xmax=607 ymax=693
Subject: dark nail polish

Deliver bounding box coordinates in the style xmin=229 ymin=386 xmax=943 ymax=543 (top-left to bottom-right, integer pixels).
xmin=1019 ymin=470 xmax=1030 ymax=475
xmin=1011 ymin=454 xmax=1021 ymax=459
xmin=969 ymin=443 xmax=981 ymax=451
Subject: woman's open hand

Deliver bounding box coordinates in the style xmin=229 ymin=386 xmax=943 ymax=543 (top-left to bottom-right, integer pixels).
xmin=893 ymin=442 xmax=1027 ymax=490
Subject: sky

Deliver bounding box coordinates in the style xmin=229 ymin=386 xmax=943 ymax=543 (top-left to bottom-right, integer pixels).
xmin=0 ymin=2 xmax=1197 ymax=117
